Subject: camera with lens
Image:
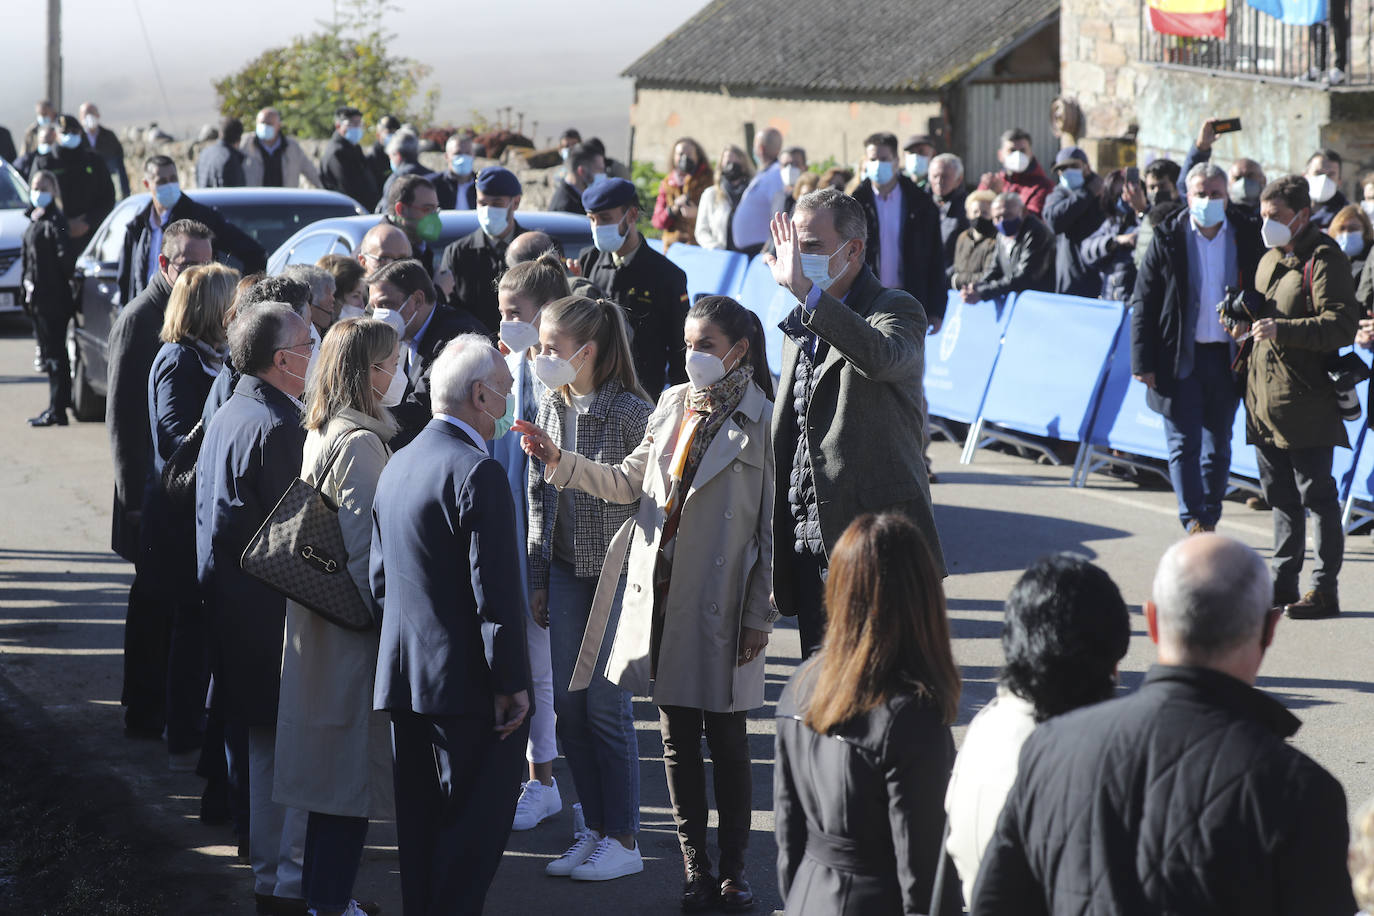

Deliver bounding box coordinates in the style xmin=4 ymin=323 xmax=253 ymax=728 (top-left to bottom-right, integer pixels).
xmin=1215 ymin=286 xmax=1265 ymax=329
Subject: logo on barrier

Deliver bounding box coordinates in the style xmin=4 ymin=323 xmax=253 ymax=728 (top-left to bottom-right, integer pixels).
xmin=939 ymin=303 xmax=962 ymax=363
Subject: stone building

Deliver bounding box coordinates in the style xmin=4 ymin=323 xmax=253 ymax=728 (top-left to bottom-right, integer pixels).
xmin=622 ymin=0 xmax=1060 ymax=180
xmin=1063 ymin=0 xmax=1374 ymax=193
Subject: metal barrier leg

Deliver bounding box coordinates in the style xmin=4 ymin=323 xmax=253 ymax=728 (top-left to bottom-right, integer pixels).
xmin=960 ymin=418 xmax=984 ymax=465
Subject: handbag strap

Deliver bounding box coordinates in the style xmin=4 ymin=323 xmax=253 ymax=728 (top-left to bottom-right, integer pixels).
xmin=311 ymin=426 xmax=370 ymax=491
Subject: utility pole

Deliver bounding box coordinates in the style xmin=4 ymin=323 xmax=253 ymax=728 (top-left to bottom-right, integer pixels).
xmin=46 ymin=0 xmax=62 ymax=111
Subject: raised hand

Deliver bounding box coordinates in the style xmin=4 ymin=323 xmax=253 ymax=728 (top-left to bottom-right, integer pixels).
xmin=765 ymin=212 xmax=811 ymax=301
xmin=514 ymin=418 xmax=560 ymax=468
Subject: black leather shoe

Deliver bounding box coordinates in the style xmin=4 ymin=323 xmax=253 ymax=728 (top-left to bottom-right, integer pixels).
xmin=28 ymin=408 xmax=67 ymax=427
xmin=681 ymin=869 xmax=717 ymax=911
xmin=719 ymin=874 xmax=754 ymax=911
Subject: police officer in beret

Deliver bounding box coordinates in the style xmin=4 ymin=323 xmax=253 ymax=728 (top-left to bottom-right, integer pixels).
xmin=440 ymin=166 xmax=527 ymax=334
xmin=577 ymin=177 xmax=690 ymax=394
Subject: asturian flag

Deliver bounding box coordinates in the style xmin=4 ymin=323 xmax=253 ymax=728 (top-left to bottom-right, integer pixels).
xmin=1148 ymin=0 xmax=1228 ymax=37
xmin=1247 ymin=0 xmax=1327 ymax=26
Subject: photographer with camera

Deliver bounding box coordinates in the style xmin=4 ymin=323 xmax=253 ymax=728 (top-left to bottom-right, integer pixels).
xmin=1229 ymin=175 xmax=1360 ymax=618
xmin=1131 ymin=162 xmax=1263 ymax=533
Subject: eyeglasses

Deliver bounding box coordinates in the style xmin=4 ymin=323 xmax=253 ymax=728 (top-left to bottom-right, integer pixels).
xmin=277 ymin=342 xmax=314 ymax=356
xmin=361 ymin=252 xmax=400 ymax=265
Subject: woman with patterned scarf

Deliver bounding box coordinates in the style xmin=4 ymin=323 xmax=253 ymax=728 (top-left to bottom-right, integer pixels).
xmin=516 ymin=295 xmax=776 ymax=912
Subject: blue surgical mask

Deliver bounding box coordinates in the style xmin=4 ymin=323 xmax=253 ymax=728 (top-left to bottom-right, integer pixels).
xmin=1337 ymin=231 xmax=1365 ymax=257
xmin=344 ymin=125 xmax=365 ymax=145
xmin=587 ymin=171 xmax=607 ymax=188
xmin=1059 ymin=168 xmax=1085 ymax=191
xmin=1190 ymin=197 xmax=1225 ymax=229
xmin=478 ymin=205 xmax=509 ymax=237
xmin=865 ymin=160 xmax=894 ymax=186
xmin=154 ymin=182 xmax=182 ymax=210
xmin=995 ymin=217 xmax=1022 ymax=237
xmin=593 ymin=216 xmax=628 ymax=253
xmin=36 ymin=115 xmax=50 ymax=127
xmin=450 ymin=154 xmax=474 ymax=176
xmin=799 ymin=243 xmax=850 ymax=292
xmin=31 ymin=189 xmax=53 ymax=209
xmin=481 ymin=382 xmax=515 ymax=438
xmin=256 ymin=123 xmax=277 ymax=143
xmin=37 ymin=143 xmax=51 ymax=156
xmin=905 ymin=153 xmax=930 ymax=178
xmin=59 ymin=133 xmax=81 ymax=150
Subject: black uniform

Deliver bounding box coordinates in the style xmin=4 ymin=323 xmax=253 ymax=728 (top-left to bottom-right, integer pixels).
xmin=364 ymin=138 xmax=391 ymax=190
xmin=579 ymin=239 xmax=690 ymax=395
xmin=319 ymin=134 xmax=380 ymax=212
xmin=440 ymin=223 xmax=528 ymax=335
xmin=85 ymin=126 xmax=130 ymax=198
xmin=548 ymin=180 xmax=585 ymax=215
xmin=195 ymin=142 xmax=246 ymax=188
xmin=21 ymin=206 xmax=74 ymax=416
xmin=433 ymin=172 xmax=477 ymax=211
xmin=116 ymin=194 xmax=268 ymax=304
xmin=32 ymin=144 xmax=115 ymax=242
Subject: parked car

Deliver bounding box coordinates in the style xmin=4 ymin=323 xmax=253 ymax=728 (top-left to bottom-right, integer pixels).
xmin=0 ymin=160 xmax=32 ymax=314
xmin=267 ymin=209 xmax=596 ymax=272
xmin=69 ymin=187 xmax=366 ymax=420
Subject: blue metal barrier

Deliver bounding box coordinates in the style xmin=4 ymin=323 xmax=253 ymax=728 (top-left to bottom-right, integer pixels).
xmin=925 ymin=291 xmax=1017 ymax=446
xmin=663 ymin=243 xmax=749 ymax=307
xmin=1071 ymin=319 xmax=1171 ymax=486
xmin=961 ymin=293 xmax=1123 ymax=465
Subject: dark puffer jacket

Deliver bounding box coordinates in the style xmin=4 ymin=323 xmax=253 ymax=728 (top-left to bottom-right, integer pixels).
xmin=972 ymin=665 xmax=1356 ymax=916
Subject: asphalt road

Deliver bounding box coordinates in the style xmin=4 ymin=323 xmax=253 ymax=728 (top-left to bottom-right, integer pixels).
xmin=2 ymin=319 xmax=1373 ymax=914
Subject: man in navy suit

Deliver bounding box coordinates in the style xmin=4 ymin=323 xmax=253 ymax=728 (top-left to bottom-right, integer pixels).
xmin=371 ymin=332 xmax=531 ymax=916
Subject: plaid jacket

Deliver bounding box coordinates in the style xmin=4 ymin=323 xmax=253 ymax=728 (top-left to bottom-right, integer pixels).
xmin=527 ymin=378 xmax=652 ymax=588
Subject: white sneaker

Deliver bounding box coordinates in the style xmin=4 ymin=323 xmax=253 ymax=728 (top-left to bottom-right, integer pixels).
xmin=545 ymin=829 xmax=600 ymax=876
xmin=569 ymin=836 xmax=644 ymax=881
xmin=1329 ymin=67 xmax=1346 ymax=85
xmin=512 ymin=778 xmax=563 ymax=830
xmin=308 ymin=903 xmax=364 ymax=916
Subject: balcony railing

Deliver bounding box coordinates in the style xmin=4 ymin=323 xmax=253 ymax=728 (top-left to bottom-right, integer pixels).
xmin=1138 ymin=0 xmax=1370 ymax=86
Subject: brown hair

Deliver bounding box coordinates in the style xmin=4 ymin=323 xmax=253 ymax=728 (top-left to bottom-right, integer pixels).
xmin=304 ymin=317 xmax=400 ymax=431
xmin=540 ymin=295 xmax=650 ymax=405
xmin=318 ymin=253 xmax=367 ymax=302
xmin=161 ymin=263 xmax=239 ymax=346
xmin=802 ymin=513 xmax=961 ymax=732
xmin=1330 ymin=203 xmax=1373 ymax=243
xmin=497 ymin=251 xmax=570 ymax=306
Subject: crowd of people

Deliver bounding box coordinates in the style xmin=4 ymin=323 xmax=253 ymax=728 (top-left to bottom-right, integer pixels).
xmin=11 ymin=94 xmax=1374 ymax=915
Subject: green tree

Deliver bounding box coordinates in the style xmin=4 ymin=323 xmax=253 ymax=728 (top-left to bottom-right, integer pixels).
xmin=213 ymin=0 xmax=437 ymax=138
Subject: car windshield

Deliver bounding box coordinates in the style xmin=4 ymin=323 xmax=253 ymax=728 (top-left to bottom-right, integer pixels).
xmin=216 ymin=202 xmax=363 ymax=254
xmin=0 ymin=164 xmax=30 ymax=210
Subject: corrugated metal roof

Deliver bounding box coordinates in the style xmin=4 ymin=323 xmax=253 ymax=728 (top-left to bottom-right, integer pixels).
xmin=622 ymin=0 xmax=1060 ymax=94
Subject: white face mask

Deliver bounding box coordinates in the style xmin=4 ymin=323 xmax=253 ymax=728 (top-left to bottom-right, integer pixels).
xmin=499 ymin=319 xmax=541 ymax=354
xmin=373 ymin=361 xmax=407 ymax=408
xmin=337 ymin=304 xmax=366 ymax=322
xmin=83 ymin=114 xmax=99 ymax=132
xmin=1004 ymin=150 xmax=1031 ymax=174
xmin=478 ymin=205 xmax=509 ymax=237
xmin=1308 ymin=173 xmax=1337 ymax=204
xmin=1261 ymin=212 xmax=1302 ymax=249
xmin=778 ymin=165 xmax=802 ymax=188
xmin=799 ymin=243 xmax=850 ymax=292
xmin=371 ymin=306 xmax=407 ymax=339
xmin=685 ymin=341 xmax=741 ymax=390
xmin=533 ymin=342 xmax=589 ymax=390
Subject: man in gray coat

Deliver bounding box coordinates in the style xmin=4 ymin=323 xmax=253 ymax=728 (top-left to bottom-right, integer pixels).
xmin=767 ymin=189 xmax=944 ymax=656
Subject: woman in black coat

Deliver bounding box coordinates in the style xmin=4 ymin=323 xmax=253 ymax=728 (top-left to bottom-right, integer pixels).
xmin=141 ymin=263 xmax=238 ymax=767
xmin=21 ymin=169 xmax=74 ymax=426
xmin=774 ymin=513 xmax=964 ymax=916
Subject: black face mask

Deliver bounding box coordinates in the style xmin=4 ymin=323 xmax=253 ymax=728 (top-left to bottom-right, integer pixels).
xmin=678 ymin=156 xmax=696 ymax=174
xmin=722 ymin=163 xmax=743 ymax=181
xmin=1148 ymin=188 xmax=1175 ymax=207
xmin=973 ymin=216 xmax=995 ymax=237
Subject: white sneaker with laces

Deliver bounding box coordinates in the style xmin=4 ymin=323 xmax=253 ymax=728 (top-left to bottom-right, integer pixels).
xmin=569 ymin=836 xmax=643 ymax=881
xmin=513 ymin=778 xmax=563 ymax=830
xmin=545 ymin=829 xmax=600 ymax=877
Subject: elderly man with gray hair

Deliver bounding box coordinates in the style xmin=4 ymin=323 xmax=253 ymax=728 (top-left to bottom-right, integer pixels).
xmin=973 ymin=534 xmax=1356 ymax=915
xmin=371 ymin=332 xmax=530 ymax=916
xmin=766 ymin=188 xmax=943 ymax=656
xmin=196 ymin=302 xmax=312 ymax=914
xmin=376 ymin=128 xmax=433 ymax=214
xmin=1130 ymin=161 xmax=1264 ymax=535
xmin=282 ymin=263 xmax=337 ymax=336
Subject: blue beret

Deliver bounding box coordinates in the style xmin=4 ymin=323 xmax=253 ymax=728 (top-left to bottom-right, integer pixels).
xmin=476 ymin=166 xmax=521 ymax=196
xmin=582 ymin=177 xmax=639 ymax=213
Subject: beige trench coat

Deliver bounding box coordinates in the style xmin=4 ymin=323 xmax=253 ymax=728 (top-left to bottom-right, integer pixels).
xmin=548 ymin=382 xmax=775 ymax=713
xmin=273 ymin=409 xmax=396 ymax=819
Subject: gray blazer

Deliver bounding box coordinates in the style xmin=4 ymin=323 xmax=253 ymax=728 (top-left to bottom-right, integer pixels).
xmin=771 ymin=267 xmax=945 ymax=616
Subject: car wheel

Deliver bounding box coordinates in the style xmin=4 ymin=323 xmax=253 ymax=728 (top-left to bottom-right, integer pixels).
xmin=69 ymin=323 xmax=105 ymax=422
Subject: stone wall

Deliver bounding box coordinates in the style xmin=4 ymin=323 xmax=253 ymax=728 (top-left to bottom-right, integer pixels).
xmin=628 ymin=84 xmax=943 ymax=170
xmin=1060 ymin=0 xmax=1145 ymax=140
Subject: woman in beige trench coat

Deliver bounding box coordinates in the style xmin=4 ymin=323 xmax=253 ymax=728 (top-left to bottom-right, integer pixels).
xmin=273 ymin=318 xmax=401 ymax=916
xmin=516 ymin=295 xmax=776 ymax=912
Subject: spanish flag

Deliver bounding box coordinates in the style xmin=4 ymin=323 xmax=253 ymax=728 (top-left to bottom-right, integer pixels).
xmin=1148 ymin=0 xmax=1227 ymax=37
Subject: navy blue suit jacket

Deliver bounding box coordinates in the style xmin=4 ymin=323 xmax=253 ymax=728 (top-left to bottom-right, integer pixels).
xmin=372 ymin=419 xmax=530 ymax=718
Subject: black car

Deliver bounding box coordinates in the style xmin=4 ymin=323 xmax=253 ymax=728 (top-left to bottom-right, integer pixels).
xmin=69 ymin=187 xmax=366 ymax=420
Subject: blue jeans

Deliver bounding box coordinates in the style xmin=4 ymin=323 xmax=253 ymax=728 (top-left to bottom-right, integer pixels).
xmin=547 ymin=559 xmax=640 ymax=837
xmin=1162 ymin=344 xmax=1238 ymax=528
xmin=302 ymin=812 xmax=368 ymax=911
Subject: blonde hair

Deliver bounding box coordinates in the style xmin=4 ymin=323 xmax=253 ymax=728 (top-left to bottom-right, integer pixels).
xmin=304 ymin=318 xmax=400 ymax=431
xmin=793 ymin=172 xmax=821 ymax=198
xmin=716 ymin=144 xmax=755 ymax=186
xmin=497 ymin=252 xmax=570 ymax=306
xmin=160 ymin=263 xmax=239 ymax=346
xmin=1330 ymin=203 xmax=1373 ymax=243
xmin=541 ymin=296 xmax=650 ymax=405
xmin=1353 ymin=797 xmax=1374 ymax=910
xmin=965 ymin=188 xmax=997 ymax=219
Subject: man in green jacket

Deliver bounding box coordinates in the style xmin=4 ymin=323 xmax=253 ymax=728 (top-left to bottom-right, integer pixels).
xmin=767 ymin=189 xmax=944 ymax=656
xmin=1236 ymin=175 xmax=1359 ymax=618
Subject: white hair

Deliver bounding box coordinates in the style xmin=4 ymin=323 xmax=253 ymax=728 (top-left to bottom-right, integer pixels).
xmin=931 ymin=152 xmax=964 ymax=178
xmin=1152 ymin=535 xmax=1270 ymax=657
xmin=386 ymin=129 xmax=420 ymax=159
xmin=430 ymin=334 xmax=502 ymax=417
xmin=1186 ymin=162 xmax=1227 ymax=188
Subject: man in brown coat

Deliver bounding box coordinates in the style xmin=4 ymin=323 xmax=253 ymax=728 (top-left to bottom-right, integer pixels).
xmin=1236 ymin=175 xmax=1359 ymax=618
